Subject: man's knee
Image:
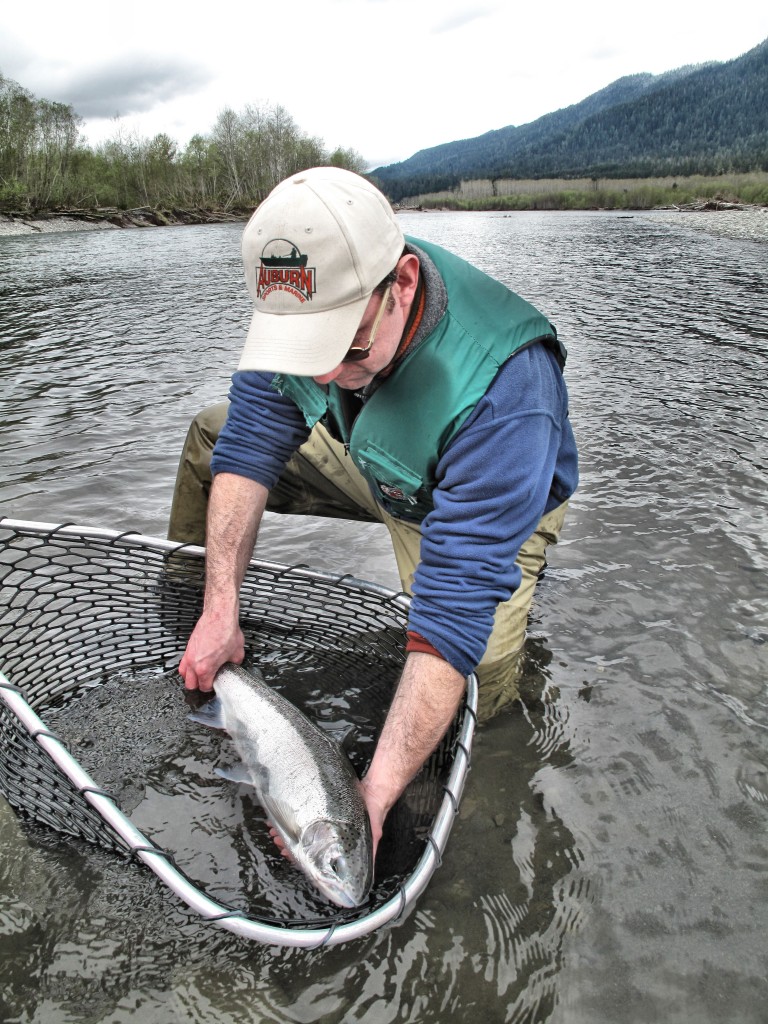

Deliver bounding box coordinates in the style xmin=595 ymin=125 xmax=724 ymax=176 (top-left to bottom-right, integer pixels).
xmin=178 ymin=401 xmax=229 ymax=483
xmin=477 ymin=500 xmax=570 ymax=688
xmin=189 ymin=401 xmax=229 ymax=457
xmin=167 ymin=402 xmax=229 ymax=544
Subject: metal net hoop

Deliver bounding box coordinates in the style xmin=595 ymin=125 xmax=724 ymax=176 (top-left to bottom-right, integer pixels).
xmin=0 ymin=518 xmax=476 ymax=947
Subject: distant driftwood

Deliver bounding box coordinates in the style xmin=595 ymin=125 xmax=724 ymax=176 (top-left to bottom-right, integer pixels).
xmin=671 ymin=197 xmax=747 ymax=212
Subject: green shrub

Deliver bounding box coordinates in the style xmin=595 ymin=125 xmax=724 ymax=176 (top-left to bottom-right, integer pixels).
xmin=0 ymin=178 xmax=30 ymax=211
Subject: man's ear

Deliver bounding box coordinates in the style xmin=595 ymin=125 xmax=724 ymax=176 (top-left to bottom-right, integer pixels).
xmin=393 ymin=254 xmax=420 ymax=309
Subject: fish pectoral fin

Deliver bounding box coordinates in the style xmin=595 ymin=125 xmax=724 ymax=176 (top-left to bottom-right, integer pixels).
xmin=260 ymin=793 xmax=302 ymax=843
xmin=188 ymin=696 xmax=226 ymax=732
xmin=215 ymin=763 xmax=252 ymax=785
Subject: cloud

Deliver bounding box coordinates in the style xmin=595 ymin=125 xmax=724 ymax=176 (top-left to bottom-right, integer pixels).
xmin=0 ymin=33 xmax=36 ymax=84
xmin=52 ymin=57 xmax=213 ymax=118
xmin=433 ymin=6 xmax=495 ymax=33
xmin=0 ymin=30 xmax=212 ymax=121
xmin=586 ymin=42 xmax=623 ymax=62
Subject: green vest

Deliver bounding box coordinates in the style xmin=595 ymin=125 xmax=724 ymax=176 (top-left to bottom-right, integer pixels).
xmin=272 ymin=236 xmax=563 ymax=522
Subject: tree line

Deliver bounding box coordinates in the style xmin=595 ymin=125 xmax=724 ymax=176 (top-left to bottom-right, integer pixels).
xmin=0 ymin=71 xmax=366 ymax=213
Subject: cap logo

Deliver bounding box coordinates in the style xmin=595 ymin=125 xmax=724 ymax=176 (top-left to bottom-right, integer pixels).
xmin=256 ymin=238 xmax=316 ymax=304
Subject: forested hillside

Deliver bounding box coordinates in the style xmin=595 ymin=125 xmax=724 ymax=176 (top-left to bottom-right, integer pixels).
xmin=373 ymin=39 xmax=768 ymax=202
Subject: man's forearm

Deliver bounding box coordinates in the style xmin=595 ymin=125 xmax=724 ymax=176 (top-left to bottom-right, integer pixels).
xmin=360 ymin=652 xmax=466 ymax=852
xmin=179 ymin=472 xmax=269 ymax=690
xmin=204 ymin=472 xmax=269 ymax=613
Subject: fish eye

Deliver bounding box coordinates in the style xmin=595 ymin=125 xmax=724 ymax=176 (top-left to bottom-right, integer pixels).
xmin=330 ymin=854 xmax=348 ymax=877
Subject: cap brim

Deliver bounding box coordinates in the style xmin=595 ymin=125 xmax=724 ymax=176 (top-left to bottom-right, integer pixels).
xmin=238 ymin=293 xmax=372 ymax=377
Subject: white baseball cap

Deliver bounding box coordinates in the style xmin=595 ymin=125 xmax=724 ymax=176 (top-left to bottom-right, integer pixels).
xmin=238 ymin=166 xmax=405 ymax=376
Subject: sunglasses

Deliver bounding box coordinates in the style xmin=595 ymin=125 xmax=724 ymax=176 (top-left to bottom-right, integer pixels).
xmin=342 ymin=284 xmax=392 ymax=363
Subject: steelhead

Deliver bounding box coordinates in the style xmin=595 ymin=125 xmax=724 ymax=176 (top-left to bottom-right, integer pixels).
xmin=190 ymin=662 xmax=373 ymax=908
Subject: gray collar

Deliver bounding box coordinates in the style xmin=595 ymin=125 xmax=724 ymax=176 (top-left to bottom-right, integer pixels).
xmin=404 ymin=240 xmax=447 ymax=354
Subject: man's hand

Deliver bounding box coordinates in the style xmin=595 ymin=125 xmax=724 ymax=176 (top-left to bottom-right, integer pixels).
xmin=179 ymin=609 xmax=244 ymax=692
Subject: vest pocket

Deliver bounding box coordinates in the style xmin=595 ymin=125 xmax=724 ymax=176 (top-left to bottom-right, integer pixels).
xmin=355 ymin=444 xmax=424 ymax=496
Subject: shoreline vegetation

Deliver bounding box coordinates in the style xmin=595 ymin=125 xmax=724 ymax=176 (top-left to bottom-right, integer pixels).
xmin=0 ymin=75 xmax=368 ymax=227
xmin=2 ymin=173 xmax=767 ymax=243
xmin=396 ymin=171 xmax=768 ymax=212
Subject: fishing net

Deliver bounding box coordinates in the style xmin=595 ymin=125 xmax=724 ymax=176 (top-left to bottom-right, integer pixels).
xmin=0 ymin=518 xmax=476 ymax=947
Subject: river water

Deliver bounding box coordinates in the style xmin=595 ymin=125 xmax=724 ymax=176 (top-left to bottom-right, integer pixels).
xmin=1 ymin=211 xmax=767 ymax=1023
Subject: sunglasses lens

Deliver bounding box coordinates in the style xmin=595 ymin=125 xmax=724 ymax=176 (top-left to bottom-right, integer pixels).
xmin=342 ymin=346 xmax=371 ymax=363
xmin=341 ymin=283 xmax=391 ymax=364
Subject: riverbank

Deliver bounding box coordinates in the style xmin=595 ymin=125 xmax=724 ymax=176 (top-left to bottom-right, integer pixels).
xmin=0 ymin=206 xmax=250 ymax=236
xmin=3 ymin=205 xmax=767 ymax=242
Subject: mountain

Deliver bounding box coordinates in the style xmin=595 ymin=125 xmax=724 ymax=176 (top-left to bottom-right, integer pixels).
xmin=372 ymin=39 xmax=768 ymax=201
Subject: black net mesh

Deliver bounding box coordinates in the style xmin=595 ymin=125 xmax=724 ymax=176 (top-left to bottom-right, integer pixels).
xmin=0 ymin=519 xmax=475 ymax=946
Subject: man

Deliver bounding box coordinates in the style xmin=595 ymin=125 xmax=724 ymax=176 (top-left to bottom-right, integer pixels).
xmin=172 ymin=166 xmax=578 ymax=857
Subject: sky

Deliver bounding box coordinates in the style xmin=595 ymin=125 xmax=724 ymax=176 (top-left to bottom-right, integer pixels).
xmin=2 ymin=0 xmax=767 ymax=170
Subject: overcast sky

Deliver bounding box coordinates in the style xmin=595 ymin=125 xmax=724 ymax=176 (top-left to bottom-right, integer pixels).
xmin=2 ymin=0 xmax=767 ymax=169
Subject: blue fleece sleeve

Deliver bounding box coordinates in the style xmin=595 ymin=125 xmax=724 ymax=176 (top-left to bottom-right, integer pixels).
xmin=407 ymin=344 xmax=578 ymax=677
xmin=210 ymin=371 xmax=310 ymax=488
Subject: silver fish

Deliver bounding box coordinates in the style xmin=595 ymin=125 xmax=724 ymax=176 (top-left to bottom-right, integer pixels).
xmin=190 ymin=662 xmax=373 ymax=908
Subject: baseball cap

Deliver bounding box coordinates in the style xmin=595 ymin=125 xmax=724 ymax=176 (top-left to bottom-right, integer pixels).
xmin=238 ymin=166 xmax=405 ymax=376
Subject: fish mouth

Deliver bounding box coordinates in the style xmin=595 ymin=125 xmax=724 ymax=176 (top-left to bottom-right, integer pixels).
xmin=329 ymin=863 xmax=374 ymax=908
xmin=314 ymin=878 xmax=368 ymax=909
xmin=311 ymin=858 xmax=372 ymax=909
